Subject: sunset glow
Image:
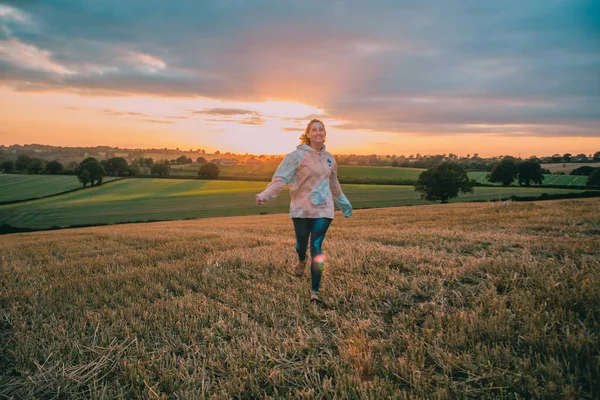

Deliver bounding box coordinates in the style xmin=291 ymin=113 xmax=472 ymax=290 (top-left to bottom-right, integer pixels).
xmin=0 ymin=1 xmax=597 ymax=157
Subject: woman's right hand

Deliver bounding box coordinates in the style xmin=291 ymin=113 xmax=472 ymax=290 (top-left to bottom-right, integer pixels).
xmin=255 ymin=194 xmax=264 ymax=205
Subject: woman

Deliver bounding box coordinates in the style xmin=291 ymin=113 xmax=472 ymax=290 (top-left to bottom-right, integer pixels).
xmin=255 ymin=119 xmax=352 ymax=305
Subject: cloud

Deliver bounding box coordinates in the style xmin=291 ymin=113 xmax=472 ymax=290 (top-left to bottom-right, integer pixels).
xmin=0 ymin=38 xmax=73 ymax=75
xmin=283 ymin=114 xmax=330 ymax=123
xmin=190 ymin=108 xmax=260 ymax=116
xmin=126 ymin=51 xmax=166 ymax=73
xmin=141 ymin=119 xmax=175 ymax=124
xmin=98 ymin=109 xmax=183 ymax=125
xmin=0 ymin=0 xmax=597 ymax=138
xmin=0 ymin=3 xmax=38 ymax=36
xmin=239 ymin=116 xmax=266 ymax=125
xmin=0 ymin=4 xmax=29 ymax=23
xmin=190 ymin=107 xmax=267 ymax=125
xmin=102 ymin=109 xmax=149 ymax=117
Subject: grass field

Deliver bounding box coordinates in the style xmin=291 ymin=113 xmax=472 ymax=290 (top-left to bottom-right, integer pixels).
xmin=468 ymin=172 xmax=588 ymax=187
xmin=173 ymin=165 xmax=588 ymax=187
xmin=0 ymin=178 xmax=590 ymax=230
xmin=0 ymin=199 xmax=598 ymax=398
xmin=0 ymin=174 xmax=119 ymax=203
xmin=338 ymin=166 xmax=424 ymax=182
xmin=170 ymin=164 xmax=274 ymax=179
xmin=171 ymin=165 xmax=425 ymax=183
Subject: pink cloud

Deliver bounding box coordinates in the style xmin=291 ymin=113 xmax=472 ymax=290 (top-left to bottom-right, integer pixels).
xmin=0 ymin=38 xmax=74 ymax=75
xmin=126 ymin=51 xmax=167 ymax=73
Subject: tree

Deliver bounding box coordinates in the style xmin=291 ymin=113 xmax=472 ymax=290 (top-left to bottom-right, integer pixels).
xmin=128 ymin=164 xmax=140 ymax=177
xmin=196 ymin=156 xmax=207 ymax=164
xmin=46 ymin=160 xmax=64 ymax=175
xmin=78 ymin=157 xmax=106 ymax=186
xmin=517 ymin=159 xmax=544 ymax=186
xmin=15 ymin=154 xmax=31 ymax=171
xmin=27 ymin=158 xmax=45 ymax=174
xmin=78 ymin=170 xmax=91 ymax=187
xmin=587 ymin=168 xmax=600 ymax=189
xmin=104 ymin=157 xmax=129 ymax=176
xmin=550 ymin=154 xmax=562 ymax=163
xmin=594 ymin=152 xmax=600 ymax=162
xmin=414 ymin=162 xmax=474 ymax=204
xmin=587 ymin=169 xmax=600 ymax=188
xmin=1 ymin=160 xmax=15 ymax=173
xmin=571 ymin=166 xmax=596 ymax=176
xmin=65 ymin=161 xmax=79 ymax=175
xmin=150 ymin=162 xmax=170 ymax=177
xmin=198 ymin=162 xmax=220 ymax=179
xmin=176 ymin=155 xmax=193 ymax=165
xmin=574 ymin=153 xmax=589 ymax=162
xmin=137 ymin=157 xmax=153 ymax=167
xmin=488 ymin=157 xmax=519 ymax=186
xmin=562 ymin=153 xmax=572 ymax=162
xmin=131 ymin=157 xmax=153 ymax=175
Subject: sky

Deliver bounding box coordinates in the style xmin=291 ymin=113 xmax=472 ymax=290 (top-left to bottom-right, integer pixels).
xmin=0 ymin=0 xmax=598 ymax=157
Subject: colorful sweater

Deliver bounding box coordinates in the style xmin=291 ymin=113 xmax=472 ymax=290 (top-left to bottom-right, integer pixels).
xmin=256 ymin=144 xmax=352 ymax=219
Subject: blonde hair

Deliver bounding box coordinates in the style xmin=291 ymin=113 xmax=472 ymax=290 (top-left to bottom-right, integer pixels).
xmin=299 ymin=119 xmax=326 ymax=145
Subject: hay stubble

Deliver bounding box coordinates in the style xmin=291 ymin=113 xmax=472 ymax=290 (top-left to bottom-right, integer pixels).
xmin=0 ymin=199 xmax=599 ymax=398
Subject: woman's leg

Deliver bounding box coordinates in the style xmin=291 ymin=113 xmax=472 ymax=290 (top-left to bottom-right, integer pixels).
xmin=309 ymin=218 xmax=332 ymax=294
xmin=292 ymin=218 xmax=311 ymax=262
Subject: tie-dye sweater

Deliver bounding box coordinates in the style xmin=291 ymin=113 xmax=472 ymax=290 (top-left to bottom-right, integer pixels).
xmin=256 ymin=144 xmax=353 ymax=219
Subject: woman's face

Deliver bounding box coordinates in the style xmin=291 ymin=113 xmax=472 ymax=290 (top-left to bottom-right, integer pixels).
xmin=307 ymin=122 xmax=326 ymax=146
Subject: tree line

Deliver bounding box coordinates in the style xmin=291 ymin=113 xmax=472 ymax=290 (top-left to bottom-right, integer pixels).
xmin=414 ymin=160 xmax=600 ymax=204
xmin=336 ymin=151 xmax=600 ymax=169
xmin=0 ymin=154 xmax=222 ymax=187
xmin=2 ymin=153 xmax=599 ymax=193
xmin=3 ymin=144 xmax=599 ymax=169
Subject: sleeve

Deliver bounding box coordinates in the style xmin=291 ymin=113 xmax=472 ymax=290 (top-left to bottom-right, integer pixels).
xmin=256 ymin=151 xmax=301 ymax=202
xmin=329 ymin=159 xmax=353 ymax=218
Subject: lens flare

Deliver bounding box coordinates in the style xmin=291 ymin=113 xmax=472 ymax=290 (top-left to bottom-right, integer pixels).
xmin=313 ymin=254 xmax=327 ymax=271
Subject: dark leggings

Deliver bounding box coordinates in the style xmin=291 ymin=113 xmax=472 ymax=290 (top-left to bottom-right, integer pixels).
xmin=292 ymin=218 xmax=332 ymax=292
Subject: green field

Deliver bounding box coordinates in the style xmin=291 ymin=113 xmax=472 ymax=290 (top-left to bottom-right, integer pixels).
xmin=338 ymin=165 xmax=424 ymax=182
xmin=468 ymin=172 xmax=588 ymax=187
xmin=0 ymin=177 xmax=590 ymax=230
xmin=170 ymin=164 xmax=275 ymax=179
xmin=173 ymin=165 xmax=588 ymax=186
xmin=171 ymin=164 xmax=425 ymax=182
xmin=0 ymin=174 xmax=120 ymax=203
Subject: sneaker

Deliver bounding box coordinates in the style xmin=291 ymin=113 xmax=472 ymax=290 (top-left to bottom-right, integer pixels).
xmin=295 ymin=260 xmax=307 ymax=277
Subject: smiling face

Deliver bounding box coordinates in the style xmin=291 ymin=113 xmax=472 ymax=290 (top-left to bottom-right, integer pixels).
xmin=306 ymin=121 xmax=326 ymax=148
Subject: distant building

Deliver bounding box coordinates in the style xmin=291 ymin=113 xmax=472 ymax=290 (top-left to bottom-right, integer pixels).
xmin=211 ymin=158 xmax=239 ymax=165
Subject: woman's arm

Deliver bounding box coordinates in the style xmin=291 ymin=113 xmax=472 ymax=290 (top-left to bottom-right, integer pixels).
xmin=329 ymin=160 xmax=352 ymax=218
xmin=256 ymin=152 xmax=301 ymax=203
